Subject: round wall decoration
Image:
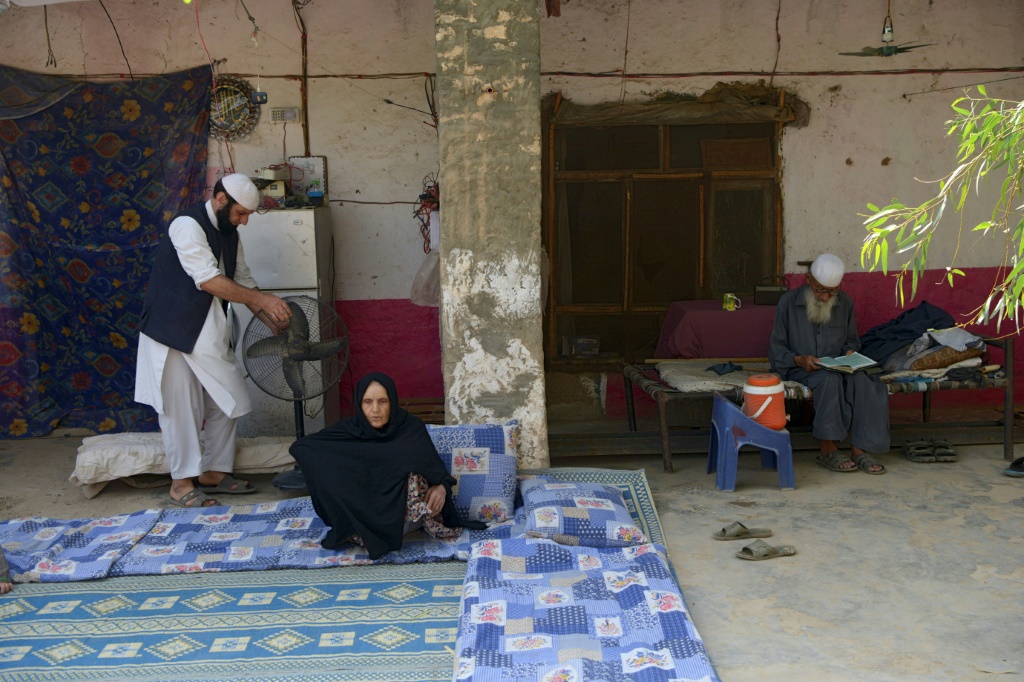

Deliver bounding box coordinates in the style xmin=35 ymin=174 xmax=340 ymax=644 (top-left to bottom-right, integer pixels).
xmin=210 ymin=75 xmax=260 ymax=141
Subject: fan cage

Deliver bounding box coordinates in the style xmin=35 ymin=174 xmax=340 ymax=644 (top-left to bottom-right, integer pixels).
xmin=242 ymin=295 xmax=349 ymax=402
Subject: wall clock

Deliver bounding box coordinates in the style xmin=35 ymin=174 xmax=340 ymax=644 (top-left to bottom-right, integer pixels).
xmin=210 ymin=75 xmax=260 ymax=141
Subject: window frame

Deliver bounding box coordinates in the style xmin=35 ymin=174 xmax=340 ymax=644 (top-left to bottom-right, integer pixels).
xmin=543 ymin=119 xmax=782 ymax=371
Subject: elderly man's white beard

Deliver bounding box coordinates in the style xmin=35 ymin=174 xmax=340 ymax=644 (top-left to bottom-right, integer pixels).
xmin=804 ymin=286 xmax=837 ymax=325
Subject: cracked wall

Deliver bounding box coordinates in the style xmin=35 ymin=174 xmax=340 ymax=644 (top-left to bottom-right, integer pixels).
xmin=434 ymin=0 xmax=549 ymax=467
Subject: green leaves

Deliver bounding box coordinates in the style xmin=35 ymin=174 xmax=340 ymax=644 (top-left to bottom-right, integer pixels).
xmin=862 ymin=88 xmax=1024 ymax=322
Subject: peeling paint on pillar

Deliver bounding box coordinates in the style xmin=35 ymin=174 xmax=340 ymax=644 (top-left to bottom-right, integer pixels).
xmin=434 ymin=0 xmax=549 ymax=468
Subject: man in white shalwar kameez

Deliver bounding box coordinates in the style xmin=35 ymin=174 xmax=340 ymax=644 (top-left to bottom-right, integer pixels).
xmin=136 ymin=174 xmax=292 ymax=508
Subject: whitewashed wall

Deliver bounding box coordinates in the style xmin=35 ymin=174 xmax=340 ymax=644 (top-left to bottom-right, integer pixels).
xmin=2 ymin=0 xmax=1022 ymax=294
xmin=0 ymin=0 xmax=440 ymax=302
xmin=540 ymin=0 xmax=1024 ymax=273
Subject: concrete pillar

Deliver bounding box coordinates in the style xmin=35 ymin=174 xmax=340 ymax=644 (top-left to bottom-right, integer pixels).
xmin=434 ymin=1 xmax=549 ymax=468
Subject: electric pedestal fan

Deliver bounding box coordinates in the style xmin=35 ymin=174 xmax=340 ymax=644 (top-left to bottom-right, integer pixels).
xmin=241 ymin=294 xmax=349 ymax=491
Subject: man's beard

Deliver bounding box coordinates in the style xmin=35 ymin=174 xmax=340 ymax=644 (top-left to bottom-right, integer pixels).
xmin=804 ymin=286 xmax=837 ymax=325
xmin=215 ymin=202 xmax=236 ymax=235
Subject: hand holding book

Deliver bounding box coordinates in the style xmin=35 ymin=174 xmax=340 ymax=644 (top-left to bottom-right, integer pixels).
xmin=814 ymin=352 xmax=877 ymax=374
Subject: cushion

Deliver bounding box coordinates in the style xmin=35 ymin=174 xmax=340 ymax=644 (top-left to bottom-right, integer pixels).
xmin=519 ymin=478 xmax=649 ymax=548
xmin=70 ymin=434 xmax=297 ymax=499
xmin=426 ymin=421 xmax=519 ymax=524
xmin=910 ymin=345 xmax=984 ymax=371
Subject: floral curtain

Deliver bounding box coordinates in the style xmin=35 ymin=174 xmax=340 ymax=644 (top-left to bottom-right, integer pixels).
xmin=0 ymin=65 xmax=211 ymax=438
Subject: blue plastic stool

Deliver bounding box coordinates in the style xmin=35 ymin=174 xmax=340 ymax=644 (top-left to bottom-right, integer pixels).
xmin=707 ymin=392 xmax=795 ymax=491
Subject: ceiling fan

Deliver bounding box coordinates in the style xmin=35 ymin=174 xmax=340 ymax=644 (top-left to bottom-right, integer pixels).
xmin=838 ymin=1 xmax=934 ymax=57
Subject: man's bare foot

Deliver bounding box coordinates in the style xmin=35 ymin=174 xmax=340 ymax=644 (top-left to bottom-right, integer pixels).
xmin=0 ymin=580 xmax=12 ymax=595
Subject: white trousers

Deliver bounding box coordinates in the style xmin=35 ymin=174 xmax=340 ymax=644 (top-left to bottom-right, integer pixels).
xmin=158 ymin=348 xmax=237 ymax=480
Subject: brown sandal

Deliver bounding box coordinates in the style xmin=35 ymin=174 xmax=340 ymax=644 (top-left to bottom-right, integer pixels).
xmin=169 ymin=489 xmax=220 ymax=508
xmin=816 ymin=450 xmax=857 ymax=472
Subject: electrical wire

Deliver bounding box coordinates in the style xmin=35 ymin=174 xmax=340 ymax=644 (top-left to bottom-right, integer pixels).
xmin=329 ymin=199 xmax=418 ymax=206
xmin=542 ymin=66 xmax=1024 ymax=78
xmin=902 ymin=74 xmax=1024 ymax=98
xmin=250 ymin=22 xmax=437 ymax=126
xmin=291 ymin=0 xmax=311 ymax=156
xmin=767 ymin=0 xmax=781 ymax=92
xmin=96 ymin=0 xmax=133 ymax=81
xmin=412 ymin=173 xmax=439 ymax=254
xmin=44 ymin=6 xmax=57 ymax=69
xmin=617 ymin=0 xmax=631 ymax=107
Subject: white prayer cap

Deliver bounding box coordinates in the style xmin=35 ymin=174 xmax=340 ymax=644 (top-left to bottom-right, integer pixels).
xmin=811 ymin=253 xmax=845 ymax=288
xmin=221 ymin=173 xmax=260 ymax=211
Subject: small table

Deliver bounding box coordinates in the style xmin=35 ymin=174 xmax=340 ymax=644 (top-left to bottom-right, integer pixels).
xmin=654 ymin=299 xmax=778 ymax=359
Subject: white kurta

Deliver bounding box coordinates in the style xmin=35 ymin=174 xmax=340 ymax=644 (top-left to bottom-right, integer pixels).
xmin=134 ymin=202 xmax=257 ymax=419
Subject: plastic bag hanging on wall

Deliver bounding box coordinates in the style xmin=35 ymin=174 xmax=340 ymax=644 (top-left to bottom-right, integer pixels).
xmin=428 ymin=210 xmax=440 ymax=251
xmin=410 ymin=251 xmax=440 ymax=307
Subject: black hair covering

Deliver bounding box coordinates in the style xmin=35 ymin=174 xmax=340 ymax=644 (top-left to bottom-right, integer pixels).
xmin=289 ymin=372 xmax=483 ymax=559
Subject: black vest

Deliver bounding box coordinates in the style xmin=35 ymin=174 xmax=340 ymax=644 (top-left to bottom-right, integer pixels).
xmin=139 ymin=203 xmax=238 ymax=354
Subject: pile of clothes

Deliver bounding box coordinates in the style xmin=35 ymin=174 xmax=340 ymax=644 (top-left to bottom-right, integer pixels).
xmin=859 ymin=301 xmax=998 ymax=383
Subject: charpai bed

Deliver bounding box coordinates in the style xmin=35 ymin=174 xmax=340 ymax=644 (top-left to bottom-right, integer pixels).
xmin=624 ymin=336 xmax=1015 ymax=472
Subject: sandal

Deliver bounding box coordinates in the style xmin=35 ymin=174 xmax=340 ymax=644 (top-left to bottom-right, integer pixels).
xmin=852 ymin=452 xmax=886 ymax=475
xmin=930 ymin=439 xmax=958 ymax=463
xmin=1003 ymin=457 xmax=1024 ymax=478
xmin=195 ymin=473 xmax=258 ymax=494
xmin=735 ymin=539 xmax=797 ymax=561
xmin=169 ymin=489 xmax=220 ymax=508
xmin=713 ymin=521 xmax=773 ymax=541
xmin=816 ymin=450 xmax=857 ymax=472
xmin=903 ymin=439 xmax=936 ymax=463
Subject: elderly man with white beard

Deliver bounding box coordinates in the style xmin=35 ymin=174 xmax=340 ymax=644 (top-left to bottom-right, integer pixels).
xmin=769 ymin=253 xmax=889 ymax=474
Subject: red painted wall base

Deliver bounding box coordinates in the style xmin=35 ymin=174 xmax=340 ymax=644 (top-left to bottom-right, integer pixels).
xmin=332 ymin=267 xmax=1020 ymax=424
xmin=333 ymin=299 xmax=443 ymax=417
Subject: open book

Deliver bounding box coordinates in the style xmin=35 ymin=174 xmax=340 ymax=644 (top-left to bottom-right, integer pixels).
xmin=815 ymin=352 xmax=877 ymax=374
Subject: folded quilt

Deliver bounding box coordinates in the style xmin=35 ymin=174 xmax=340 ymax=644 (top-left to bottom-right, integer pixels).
xmin=454 ymin=537 xmax=720 ymax=682
xmin=0 ymin=509 xmax=162 ymax=582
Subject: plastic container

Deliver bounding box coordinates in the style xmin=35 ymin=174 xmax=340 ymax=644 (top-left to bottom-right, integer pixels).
xmin=742 ymin=374 xmax=788 ymax=430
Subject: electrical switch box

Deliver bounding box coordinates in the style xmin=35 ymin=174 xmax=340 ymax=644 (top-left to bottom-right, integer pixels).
xmin=288 ymin=155 xmax=328 ymax=202
xmin=271 ymin=107 xmax=299 ymax=124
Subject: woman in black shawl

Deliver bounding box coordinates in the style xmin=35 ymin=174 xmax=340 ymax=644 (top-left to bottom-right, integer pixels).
xmin=290 ymin=372 xmax=483 ymax=560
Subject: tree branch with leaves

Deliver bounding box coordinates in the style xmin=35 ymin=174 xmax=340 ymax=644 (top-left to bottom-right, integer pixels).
xmin=861 ymin=85 xmax=1024 ymax=329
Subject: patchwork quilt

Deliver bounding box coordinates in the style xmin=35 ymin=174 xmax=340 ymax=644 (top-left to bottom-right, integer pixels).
xmin=0 ymin=499 xmax=467 ymax=581
xmin=455 ymin=537 xmax=719 ymax=682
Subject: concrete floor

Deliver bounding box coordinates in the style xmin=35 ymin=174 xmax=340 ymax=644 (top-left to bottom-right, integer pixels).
xmin=1 ymin=432 xmax=1022 ymax=681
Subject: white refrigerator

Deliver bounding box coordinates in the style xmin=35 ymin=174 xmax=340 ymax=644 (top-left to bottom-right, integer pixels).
xmin=229 ymin=206 xmax=338 ymax=437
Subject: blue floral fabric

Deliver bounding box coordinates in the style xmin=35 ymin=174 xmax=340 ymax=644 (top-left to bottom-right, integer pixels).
xmin=0 ymin=65 xmax=211 ymax=438
xmin=428 ymin=421 xmax=520 ymax=524
xmin=520 ymin=479 xmax=650 ymax=548
xmin=454 ymin=538 xmax=720 ymax=682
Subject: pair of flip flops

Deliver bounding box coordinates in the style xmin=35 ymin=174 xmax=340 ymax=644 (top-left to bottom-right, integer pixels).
xmin=903 ymin=439 xmax=958 ymax=463
xmin=713 ymin=521 xmax=797 ymax=561
xmin=1004 ymin=457 xmax=1024 ymax=478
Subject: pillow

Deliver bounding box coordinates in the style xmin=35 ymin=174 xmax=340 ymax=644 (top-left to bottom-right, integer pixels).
xmin=427 ymin=421 xmax=519 ymax=524
xmin=519 ymin=479 xmax=649 ymax=548
xmin=910 ymin=345 xmax=984 ymax=371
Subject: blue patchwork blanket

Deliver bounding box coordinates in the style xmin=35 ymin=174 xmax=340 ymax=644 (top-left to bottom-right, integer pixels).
xmin=454 ymin=538 xmax=720 ymax=682
xmin=0 ymin=499 xmax=471 ymax=581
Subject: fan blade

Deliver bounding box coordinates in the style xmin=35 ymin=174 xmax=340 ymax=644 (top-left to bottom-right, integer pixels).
xmin=892 ymin=42 xmax=935 ymax=53
xmin=305 ymin=338 xmax=346 ymax=361
xmin=282 ymin=358 xmax=306 ymax=399
xmin=287 ymin=301 xmax=310 ymax=341
xmin=838 ymin=47 xmax=881 ymax=57
xmin=245 ymin=335 xmax=289 ymax=358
